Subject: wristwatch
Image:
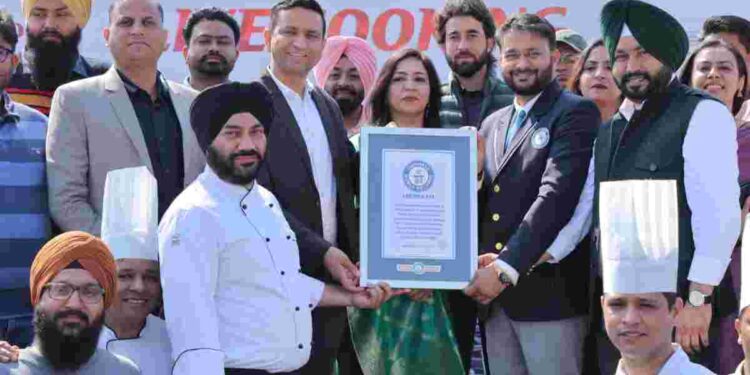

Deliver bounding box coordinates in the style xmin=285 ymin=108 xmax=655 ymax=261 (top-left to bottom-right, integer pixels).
xmin=687 ymin=290 xmax=713 ymax=307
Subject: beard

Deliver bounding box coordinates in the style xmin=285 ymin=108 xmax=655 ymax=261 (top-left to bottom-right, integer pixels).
xmin=616 ymin=66 xmax=673 ymax=101
xmin=447 ymin=49 xmax=490 ymax=78
xmin=25 ymin=27 xmax=82 ymax=91
xmin=195 ymin=52 xmax=234 ymax=78
xmin=331 ymin=86 xmax=365 ymax=116
xmin=34 ymin=308 xmax=103 ymax=371
xmin=503 ymin=62 xmax=554 ymax=96
xmin=207 ymin=146 xmax=263 ymax=186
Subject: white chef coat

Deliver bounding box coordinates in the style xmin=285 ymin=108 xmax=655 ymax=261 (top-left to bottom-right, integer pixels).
xmin=158 ymin=166 xmax=325 ymax=374
xmin=541 ymin=96 xmax=739 ymax=286
xmin=267 ymin=67 xmax=338 ymax=245
xmin=615 ymin=345 xmax=715 ymax=374
xmin=98 ymin=314 xmax=172 ymax=375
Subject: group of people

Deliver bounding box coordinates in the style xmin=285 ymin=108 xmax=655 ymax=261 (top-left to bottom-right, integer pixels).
xmin=0 ymin=0 xmax=749 ymax=373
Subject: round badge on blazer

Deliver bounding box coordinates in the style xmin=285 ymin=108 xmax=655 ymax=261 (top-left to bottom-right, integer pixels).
xmin=531 ymin=128 xmax=550 ymax=149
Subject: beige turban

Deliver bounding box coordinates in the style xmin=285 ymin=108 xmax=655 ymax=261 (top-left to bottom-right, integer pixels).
xmin=21 ymin=0 xmax=93 ymax=28
xmin=30 ymin=231 xmax=118 ymax=308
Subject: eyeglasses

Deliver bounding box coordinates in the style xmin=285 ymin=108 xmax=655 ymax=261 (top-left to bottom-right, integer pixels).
xmin=0 ymin=47 xmax=13 ymax=64
xmin=43 ymin=282 xmax=105 ymax=304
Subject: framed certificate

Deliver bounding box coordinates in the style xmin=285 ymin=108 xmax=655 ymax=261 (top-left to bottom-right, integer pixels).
xmin=359 ymin=127 xmax=478 ymax=290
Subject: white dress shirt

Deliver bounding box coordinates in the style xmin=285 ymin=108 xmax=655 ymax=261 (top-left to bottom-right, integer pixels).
xmin=615 ymin=345 xmax=714 ymax=374
xmin=158 ymin=167 xmax=325 ymax=374
xmin=98 ymin=315 xmax=172 ymax=375
xmin=544 ymin=96 xmax=740 ymax=287
xmin=267 ymin=67 xmax=338 ymax=245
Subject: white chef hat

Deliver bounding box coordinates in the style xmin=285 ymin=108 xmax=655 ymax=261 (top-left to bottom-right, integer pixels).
xmin=600 ymin=180 xmax=679 ymax=294
xmin=101 ymin=166 xmax=158 ymax=261
xmin=740 ymin=215 xmax=750 ymax=314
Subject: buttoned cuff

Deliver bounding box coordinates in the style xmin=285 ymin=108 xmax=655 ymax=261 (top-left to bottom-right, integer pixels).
xmin=687 ymin=254 xmax=731 ymax=287
xmin=493 ymin=259 xmax=519 ymax=285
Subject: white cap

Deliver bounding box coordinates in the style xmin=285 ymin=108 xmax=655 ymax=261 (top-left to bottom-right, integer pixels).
xmin=600 ymin=180 xmax=679 ymax=294
xmin=101 ymin=166 xmax=159 ymax=261
xmin=740 ymin=215 xmax=750 ymax=313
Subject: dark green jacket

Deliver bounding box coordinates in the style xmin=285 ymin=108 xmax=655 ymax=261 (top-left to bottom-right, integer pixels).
xmin=439 ymin=71 xmax=514 ymax=129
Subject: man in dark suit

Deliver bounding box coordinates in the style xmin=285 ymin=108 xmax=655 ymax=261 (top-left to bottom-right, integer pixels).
xmin=256 ymin=1 xmax=361 ymax=374
xmin=464 ymin=13 xmax=599 ymax=374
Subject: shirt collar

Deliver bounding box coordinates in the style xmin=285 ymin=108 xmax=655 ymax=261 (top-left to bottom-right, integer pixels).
xmin=202 ymin=165 xmax=255 ymax=202
xmin=513 ymin=92 xmax=543 ymax=114
xmin=118 ymin=70 xmax=170 ymax=100
xmin=618 ymin=98 xmax=645 ymax=121
xmin=266 ymin=66 xmax=314 ymax=101
xmin=735 ymin=360 xmax=746 ymax=375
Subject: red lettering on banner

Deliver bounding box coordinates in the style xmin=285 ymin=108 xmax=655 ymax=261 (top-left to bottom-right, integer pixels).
xmin=173 ymin=8 xmax=192 ymax=51
xmin=537 ymin=6 xmax=567 ymax=18
xmin=373 ymin=9 xmax=414 ymax=51
xmin=489 ymin=8 xmax=507 ymax=29
xmin=238 ymin=9 xmax=270 ymax=52
xmin=328 ymin=9 xmax=369 ymax=39
xmin=417 ymin=8 xmax=435 ymax=51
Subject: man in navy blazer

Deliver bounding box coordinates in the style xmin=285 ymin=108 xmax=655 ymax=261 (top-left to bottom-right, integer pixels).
xmin=464 ymin=13 xmax=599 ymax=375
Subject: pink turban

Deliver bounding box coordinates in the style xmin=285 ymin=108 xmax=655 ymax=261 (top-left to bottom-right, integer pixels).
xmin=314 ymin=36 xmax=377 ymax=127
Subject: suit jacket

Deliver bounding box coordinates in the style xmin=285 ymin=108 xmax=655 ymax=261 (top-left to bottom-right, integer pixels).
xmin=46 ymin=67 xmax=205 ymax=235
xmin=478 ymin=80 xmax=599 ymax=321
xmin=257 ymin=74 xmax=359 ymax=278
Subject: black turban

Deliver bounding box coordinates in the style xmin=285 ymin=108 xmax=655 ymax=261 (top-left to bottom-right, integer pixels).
xmin=600 ymin=0 xmax=689 ymax=72
xmin=190 ymin=81 xmax=274 ymax=153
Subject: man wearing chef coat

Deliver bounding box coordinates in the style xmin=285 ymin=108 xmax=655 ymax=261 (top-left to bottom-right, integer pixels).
xmin=158 ymin=81 xmax=394 ymax=375
xmin=599 ymin=180 xmax=714 ymax=375
xmin=99 ymin=166 xmax=172 ymax=375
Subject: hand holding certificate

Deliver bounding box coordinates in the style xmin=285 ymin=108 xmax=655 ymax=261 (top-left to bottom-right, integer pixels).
xmin=359 ymin=127 xmax=478 ymax=290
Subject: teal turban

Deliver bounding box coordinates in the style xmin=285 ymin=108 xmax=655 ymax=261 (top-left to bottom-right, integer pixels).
xmin=600 ymin=0 xmax=689 ymax=71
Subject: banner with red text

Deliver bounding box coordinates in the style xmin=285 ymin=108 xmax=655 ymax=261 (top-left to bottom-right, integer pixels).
xmin=3 ymin=0 xmax=746 ymax=82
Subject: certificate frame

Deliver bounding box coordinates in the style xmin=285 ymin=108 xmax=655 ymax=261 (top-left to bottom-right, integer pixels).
xmin=359 ymin=127 xmax=478 ymax=290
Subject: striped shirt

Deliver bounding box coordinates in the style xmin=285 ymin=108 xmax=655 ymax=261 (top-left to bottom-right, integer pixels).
xmin=0 ymin=91 xmax=50 ymax=318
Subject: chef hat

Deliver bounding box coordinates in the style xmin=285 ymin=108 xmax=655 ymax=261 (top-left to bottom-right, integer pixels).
xmin=600 ymin=180 xmax=679 ymax=294
xmin=101 ymin=166 xmax=158 ymax=261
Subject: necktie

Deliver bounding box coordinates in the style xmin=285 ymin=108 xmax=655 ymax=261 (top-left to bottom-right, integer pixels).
xmin=505 ymin=109 xmax=527 ymax=149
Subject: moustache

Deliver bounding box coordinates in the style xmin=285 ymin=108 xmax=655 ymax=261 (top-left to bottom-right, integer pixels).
xmin=622 ymin=72 xmax=650 ymax=84
xmin=231 ymin=150 xmax=261 ymax=161
xmin=332 ymin=86 xmax=357 ymax=96
xmin=54 ymin=309 xmax=90 ymax=325
xmin=200 ymin=53 xmax=228 ymax=64
xmin=511 ymin=68 xmax=538 ymax=76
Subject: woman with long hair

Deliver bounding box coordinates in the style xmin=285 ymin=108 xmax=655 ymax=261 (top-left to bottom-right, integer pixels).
xmin=567 ymin=39 xmax=622 ymax=122
xmin=679 ymin=38 xmax=749 ymax=374
xmin=348 ymin=48 xmax=464 ymax=375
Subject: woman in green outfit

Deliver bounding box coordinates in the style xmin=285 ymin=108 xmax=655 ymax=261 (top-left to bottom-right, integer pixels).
xmin=348 ymin=48 xmax=465 ymax=375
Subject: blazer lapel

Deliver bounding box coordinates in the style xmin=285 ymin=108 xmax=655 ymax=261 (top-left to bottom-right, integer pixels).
xmin=261 ymin=74 xmax=315 ymax=182
xmin=103 ymin=68 xmax=153 ymax=172
xmin=487 ymin=107 xmax=512 ymax=175
xmin=495 ymin=81 xmax=562 ymax=175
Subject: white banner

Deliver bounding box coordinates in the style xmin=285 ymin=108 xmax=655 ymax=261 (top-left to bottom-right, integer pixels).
xmin=3 ymin=0 xmax=747 ymax=82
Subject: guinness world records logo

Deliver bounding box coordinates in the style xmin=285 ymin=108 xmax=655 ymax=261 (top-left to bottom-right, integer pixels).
xmin=403 ymin=160 xmax=435 ymax=192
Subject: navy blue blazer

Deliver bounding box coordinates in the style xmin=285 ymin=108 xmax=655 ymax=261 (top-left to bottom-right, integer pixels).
xmin=478 ymin=80 xmax=599 ymax=321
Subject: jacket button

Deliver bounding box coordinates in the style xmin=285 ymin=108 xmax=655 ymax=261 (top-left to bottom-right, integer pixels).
xmin=493 ymin=185 xmax=500 ymax=193
xmin=241 ymin=204 xmax=247 ymax=210
xmin=295 ymin=306 xmax=300 ymax=311
xmin=308 ymin=303 xmax=313 ymax=308
xmin=298 ymin=344 xmax=303 ymax=349
xmin=495 ymin=242 xmax=503 ymax=251
xmin=266 ymin=238 xmax=270 ymax=242
xmin=649 ymin=163 xmax=657 ymax=172
xmin=280 ymin=271 xmax=285 ymax=276
xmin=492 ymin=213 xmax=500 ymax=222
